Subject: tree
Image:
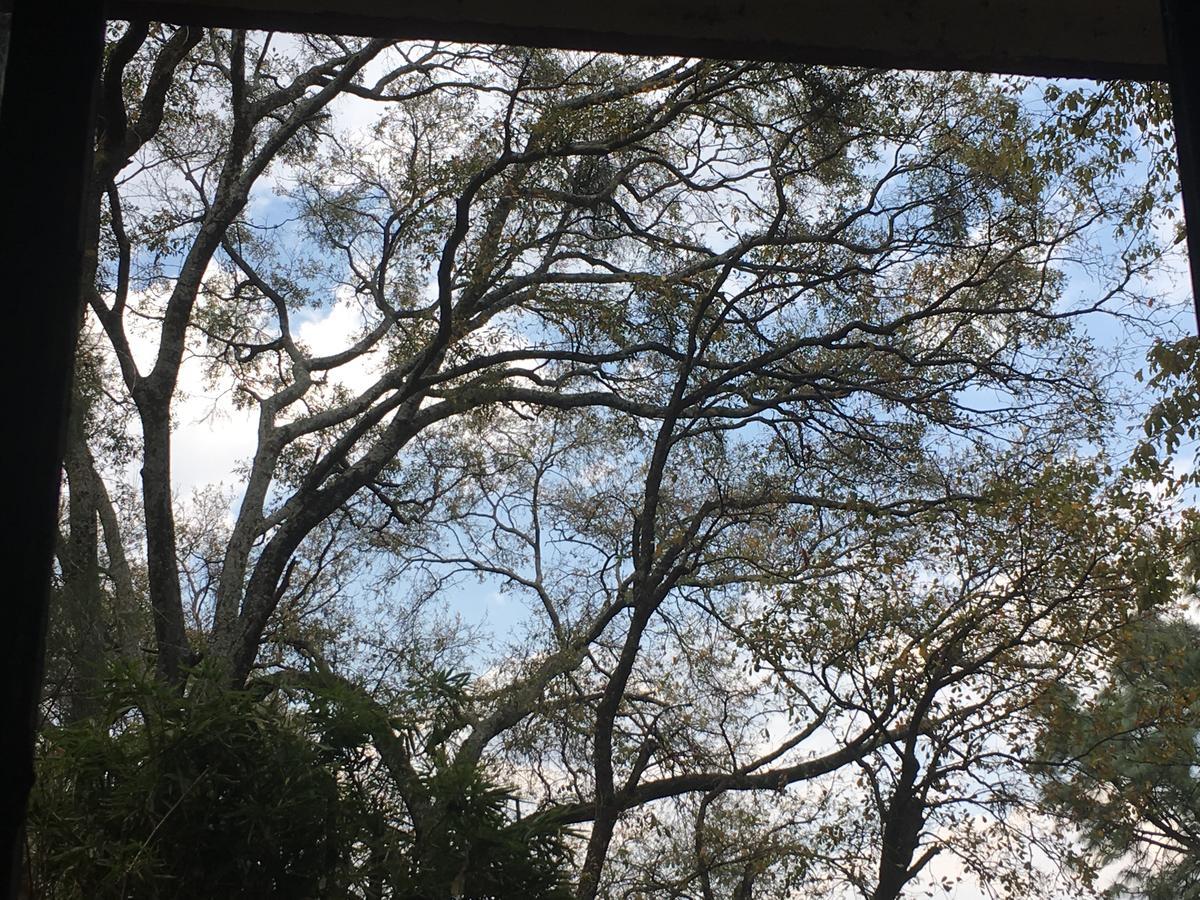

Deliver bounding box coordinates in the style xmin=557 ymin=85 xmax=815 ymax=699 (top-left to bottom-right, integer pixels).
xmin=477 ymin=447 xmax=1169 ymax=899
xmin=1034 ymin=610 xmax=1200 ymax=899
xmin=43 ymin=22 xmax=1172 ymax=898
xmin=1030 ymin=332 xmax=1200 ymax=900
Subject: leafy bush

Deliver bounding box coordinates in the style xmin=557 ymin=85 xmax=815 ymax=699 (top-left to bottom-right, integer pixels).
xmin=27 ymin=666 xmax=575 ymax=899
xmin=28 ymin=669 xmax=344 ymax=899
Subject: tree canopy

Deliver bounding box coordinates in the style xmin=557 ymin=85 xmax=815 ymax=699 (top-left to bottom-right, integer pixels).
xmin=27 ymin=22 xmax=1196 ymax=900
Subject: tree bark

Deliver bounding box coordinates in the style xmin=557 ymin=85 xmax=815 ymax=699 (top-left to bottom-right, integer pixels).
xmin=59 ymin=391 xmax=106 ymax=722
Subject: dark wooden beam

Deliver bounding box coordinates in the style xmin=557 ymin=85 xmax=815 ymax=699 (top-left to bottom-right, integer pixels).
xmin=0 ymin=2 xmax=104 ymax=895
xmin=1162 ymin=0 xmax=1200 ymax=330
xmin=112 ymin=0 xmax=1167 ymax=81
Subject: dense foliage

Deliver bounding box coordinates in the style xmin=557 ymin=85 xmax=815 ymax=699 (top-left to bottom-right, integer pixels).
xmin=1037 ymin=617 xmax=1200 ymax=900
xmin=29 ymin=666 xmax=574 ymax=898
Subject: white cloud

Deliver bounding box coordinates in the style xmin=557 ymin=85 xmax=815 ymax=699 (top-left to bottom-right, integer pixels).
xmin=295 ymin=288 xmax=392 ymax=398
xmin=170 ymin=381 xmax=258 ymax=500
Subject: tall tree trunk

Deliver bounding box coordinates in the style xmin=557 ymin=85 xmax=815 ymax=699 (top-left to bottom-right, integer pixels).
xmin=58 ymin=391 xmax=105 ymax=722
xmin=137 ymin=405 xmax=190 ymax=685
xmin=576 ymin=602 xmax=656 ymax=900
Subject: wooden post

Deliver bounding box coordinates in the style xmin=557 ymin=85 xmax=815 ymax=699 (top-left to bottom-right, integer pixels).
xmin=0 ymin=3 xmax=104 ymax=896
xmin=1162 ymin=0 xmax=1200 ymax=331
